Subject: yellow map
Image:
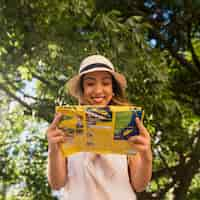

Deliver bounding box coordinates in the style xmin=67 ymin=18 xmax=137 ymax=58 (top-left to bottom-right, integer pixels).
xmin=56 ymin=105 xmax=144 ymax=156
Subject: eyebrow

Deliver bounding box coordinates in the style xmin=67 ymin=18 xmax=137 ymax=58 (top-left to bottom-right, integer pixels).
xmin=83 ymin=77 xmax=96 ymax=81
xmin=83 ymin=76 xmax=112 ymax=81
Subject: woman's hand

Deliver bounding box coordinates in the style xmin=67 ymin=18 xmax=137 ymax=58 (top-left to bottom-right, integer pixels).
xmin=128 ymin=117 xmax=152 ymax=192
xmin=128 ymin=117 xmax=152 ymax=162
xmin=47 ymin=113 xmax=68 ymax=189
xmin=46 ymin=113 xmax=67 ymax=152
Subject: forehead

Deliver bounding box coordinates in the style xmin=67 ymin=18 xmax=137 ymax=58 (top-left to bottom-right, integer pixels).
xmin=83 ymin=71 xmax=112 ymax=80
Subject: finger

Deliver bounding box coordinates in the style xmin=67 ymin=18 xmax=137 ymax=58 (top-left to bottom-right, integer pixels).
xmin=135 ymin=117 xmax=145 ymax=132
xmin=50 ymin=113 xmax=63 ymax=129
xmin=49 ymin=135 xmax=67 ymax=144
xmin=129 ymin=143 xmax=147 ymax=152
xmin=47 ymin=129 xmax=66 ymax=138
xmin=128 ymin=136 xmax=147 ymax=145
xmin=135 ymin=117 xmax=149 ymax=137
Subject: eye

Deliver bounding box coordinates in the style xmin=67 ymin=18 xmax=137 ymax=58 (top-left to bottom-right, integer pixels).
xmin=103 ymin=81 xmax=112 ymax=86
xmin=86 ymin=82 xmax=95 ymax=86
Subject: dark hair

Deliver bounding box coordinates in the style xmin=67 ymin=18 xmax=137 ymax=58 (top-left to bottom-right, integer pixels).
xmin=110 ymin=76 xmax=130 ymax=105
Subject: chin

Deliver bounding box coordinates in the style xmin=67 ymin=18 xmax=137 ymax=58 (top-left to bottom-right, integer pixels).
xmin=94 ymin=101 xmax=110 ymax=106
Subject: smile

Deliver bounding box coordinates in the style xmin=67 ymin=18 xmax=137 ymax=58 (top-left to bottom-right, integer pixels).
xmin=92 ymin=96 xmax=105 ymax=103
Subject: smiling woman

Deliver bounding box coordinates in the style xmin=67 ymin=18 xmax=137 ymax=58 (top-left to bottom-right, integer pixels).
xmin=46 ymin=55 xmax=152 ymax=200
xmin=81 ymin=71 xmax=113 ymax=105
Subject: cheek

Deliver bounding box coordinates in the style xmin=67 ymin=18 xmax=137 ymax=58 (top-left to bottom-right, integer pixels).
xmin=106 ymin=85 xmax=113 ymax=95
xmin=83 ymin=86 xmax=93 ymax=96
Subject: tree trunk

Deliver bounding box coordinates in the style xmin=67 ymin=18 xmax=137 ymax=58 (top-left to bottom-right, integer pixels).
xmin=173 ymin=161 xmax=198 ymax=200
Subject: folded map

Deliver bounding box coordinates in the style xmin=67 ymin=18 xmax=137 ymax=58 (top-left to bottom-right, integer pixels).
xmin=56 ymin=105 xmax=144 ymax=156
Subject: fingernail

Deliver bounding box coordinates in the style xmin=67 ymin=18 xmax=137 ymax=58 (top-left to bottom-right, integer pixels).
xmin=135 ymin=117 xmax=139 ymax=121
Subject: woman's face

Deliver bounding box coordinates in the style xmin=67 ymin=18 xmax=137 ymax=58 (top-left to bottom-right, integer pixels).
xmin=82 ymin=71 xmax=113 ymax=105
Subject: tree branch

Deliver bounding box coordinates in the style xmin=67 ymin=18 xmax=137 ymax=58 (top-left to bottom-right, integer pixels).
xmin=0 ymin=72 xmax=53 ymax=102
xmin=187 ymin=23 xmax=200 ymax=70
xmin=31 ymin=72 xmax=57 ymax=88
xmin=0 ymin=83 xmax=32 ymax=111
xmin=152 ymin=30 xmax=200 ymax=75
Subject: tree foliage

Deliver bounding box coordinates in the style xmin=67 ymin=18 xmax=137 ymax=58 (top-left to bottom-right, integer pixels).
xmin=0 ymin=0 xmax=200 ymax=200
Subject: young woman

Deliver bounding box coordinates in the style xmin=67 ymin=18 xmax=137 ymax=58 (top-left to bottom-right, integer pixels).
xmin=47 ymin=55 xmax=152 ymax=200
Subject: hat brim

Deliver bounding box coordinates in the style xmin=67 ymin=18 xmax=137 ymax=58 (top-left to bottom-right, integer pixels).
xmin=67 ymin=68 xmax=127 ymax=99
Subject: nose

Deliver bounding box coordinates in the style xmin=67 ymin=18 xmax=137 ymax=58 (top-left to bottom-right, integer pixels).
xmin=94 ymin=82 xmax=103 ymax=94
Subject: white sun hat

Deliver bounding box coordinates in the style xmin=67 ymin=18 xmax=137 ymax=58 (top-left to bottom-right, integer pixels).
xmin=67 ymin=55 xmax=127 ymax=99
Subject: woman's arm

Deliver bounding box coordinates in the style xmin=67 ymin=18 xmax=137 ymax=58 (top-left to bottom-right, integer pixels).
xmin=47 ymin=113 xmax=68 ymax=190
xmin=128 ymin=117 xmax=152 ymax=192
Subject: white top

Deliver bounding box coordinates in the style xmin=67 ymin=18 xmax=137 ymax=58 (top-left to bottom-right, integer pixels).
xmin=62 ymin=152 xmax=136 ymax=200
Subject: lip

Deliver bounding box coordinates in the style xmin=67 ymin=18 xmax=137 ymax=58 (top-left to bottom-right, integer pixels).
xmin=92 ymin=96 xmax=105 ymax=103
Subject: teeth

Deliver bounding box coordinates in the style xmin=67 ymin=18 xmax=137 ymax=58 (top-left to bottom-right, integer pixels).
xmin=93 ymin=97 xmax=104 ymax=103
xmin=93 ymin=97 xmax=104 ymax=99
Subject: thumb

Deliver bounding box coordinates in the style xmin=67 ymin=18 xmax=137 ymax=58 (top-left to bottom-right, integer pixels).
xmin=135 ymin=117 xmax=147 ymax=136
xmin=51 ymin=113 xmax=63 ymax=129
